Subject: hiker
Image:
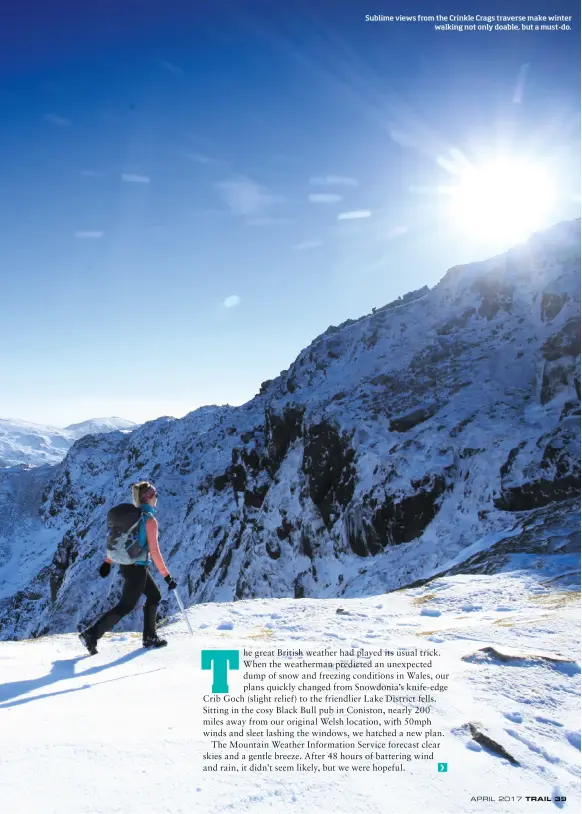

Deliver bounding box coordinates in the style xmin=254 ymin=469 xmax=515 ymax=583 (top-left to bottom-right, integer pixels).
xmin=80 ymin=481 xmax=177 ymax=654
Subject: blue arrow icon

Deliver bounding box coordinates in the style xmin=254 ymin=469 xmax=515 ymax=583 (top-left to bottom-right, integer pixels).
xmin=438 ymin=763 xmax=448 ymax=772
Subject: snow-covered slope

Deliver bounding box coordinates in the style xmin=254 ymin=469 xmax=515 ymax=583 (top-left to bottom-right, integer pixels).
xmin=0 ymin=419 xmax=73 ymax=468
xmin=0 ymin=219 xmax=579 ymax=640
xmin=64 ymin=417 xmax=136 ymax=440
xmin=0 ymin=565 xmax=579 ymax=814
xmin=0 ymin=417 xmax=136 ymax=468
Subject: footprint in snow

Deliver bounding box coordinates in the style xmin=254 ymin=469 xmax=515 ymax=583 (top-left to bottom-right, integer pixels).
xmin=465 ymin=741 xmax=482 ymax=752
xmin=504 ymin=712 xmax=523 ymax=723
xmin=461 ymin=605 xmax=482 ymax=612
xmin=565 ymin=731 xmax=581 ymax=750
xmin=535 ymin=716 xmax=563 ymax=728
xmin=217 ymin=621 xmax=234 ymax=631
xmin=552 ymin=786 xmax=566 ymax=809
xmin=420 ymin=608 xmax=442 ymax=617
xmin=505 ymin=729 xmax=561 ymax=764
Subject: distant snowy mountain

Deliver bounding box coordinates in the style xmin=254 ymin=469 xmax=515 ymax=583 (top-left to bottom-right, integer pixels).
xmin=0 ymin=218 xmax=579 ymax=640
xmin=64 ymin=417 xmax=136 ymax=440
xmin=0 ymin=419 xmax=72 ymax=468
xmin=0 ymin=417 xmax=137 ymax=468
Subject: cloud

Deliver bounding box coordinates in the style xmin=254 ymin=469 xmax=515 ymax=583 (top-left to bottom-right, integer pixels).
xmin=337 ymin=210 xmax=372 ymax=220
xmin=386 ymin=97 xmax=449 ymax=160
xmin=44 ymin=114 xmax=71 ymax=126
xmin=216 ymin=176 xmax=283 ymax=217
xmin=185 ymin=152 xmax=227 ymax=167
xmin=387 ymin=225 xmax=408 ymax=239
xmin=309 ymin=175 xmax=358 ymax=187
xmin=308 ymin=193 xmax=342 ymax=204
xmin=436 ymin=148 xmax=472 ymax=177
xmin=191 ymin=208 xmax=228 ymax=217
xmin=294 ymin=239 xmax=322 ymax=251
xmin=247 ymin=216 xmax=294 ymax=226
xmin=122 ymin=173 xmax=151 ymax=184
xmin=268 ymin=152 xmax=297 ymax=163
xmin=224 ymin=295 xmax=241 ymax=309
xmin=513 ymin=63 xmax=530 ymax=104
xmin=388 ymin=128 xmax=416 ymax=148
xmin=75 ymin=231 xmax=104 ymax=239
xmin=157 ymin=60 xmax=184 ymax=76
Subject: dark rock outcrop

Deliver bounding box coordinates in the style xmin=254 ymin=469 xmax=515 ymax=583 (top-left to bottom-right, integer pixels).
xmin=302 ymin=422 xmax=356 ymax=528
xmin=265 ymin=405 xmax=305 ymax=468
xmin=389 ymin=403 xmax=440 ymax=433
xmin=541 ymin=318 xmax=580 ymax=361
xmin=464 ymin=723 xmax=520 ymax=766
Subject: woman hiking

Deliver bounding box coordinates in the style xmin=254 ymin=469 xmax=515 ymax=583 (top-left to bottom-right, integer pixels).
xmin=79 ymin=481 xmax=177 ymax=655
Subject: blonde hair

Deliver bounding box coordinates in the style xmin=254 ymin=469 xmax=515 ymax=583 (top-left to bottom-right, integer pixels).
xmin=132 ymin=481 xmax=154 ymax=507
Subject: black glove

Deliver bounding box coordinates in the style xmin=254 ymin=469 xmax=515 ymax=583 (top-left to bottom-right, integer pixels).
xmin=99 ymin=561 xmax=111 ymax=578
xmin=164 ymin=574 xmax=177 ymax=590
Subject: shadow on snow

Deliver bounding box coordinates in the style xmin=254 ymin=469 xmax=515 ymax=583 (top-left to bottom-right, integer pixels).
xmin=0 ymin=647 xmax=161 ymax=708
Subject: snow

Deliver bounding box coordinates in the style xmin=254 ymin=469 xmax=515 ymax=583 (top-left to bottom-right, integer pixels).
xmin=0 ymin=219 xmax=579 ymax=641
xmin=0 ymin=568 xmax=579 ymax=814
xmin=0 ymin=416 xmax=137 ymax=468
xmin=0 ymin=218 xmax=579 ymax=811
xmin=0 ymin=418 xmax=72 ymax=467
xmin=64 ymin=417 xmax=137 ymax=439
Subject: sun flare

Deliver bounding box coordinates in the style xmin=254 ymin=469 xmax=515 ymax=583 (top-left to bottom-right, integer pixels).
xmin=447 ymin=157 xmax=556 ymax=244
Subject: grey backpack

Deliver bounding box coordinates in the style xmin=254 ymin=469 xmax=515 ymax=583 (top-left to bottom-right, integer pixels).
xmin=106 ymin=504 xmax=146 ymax=565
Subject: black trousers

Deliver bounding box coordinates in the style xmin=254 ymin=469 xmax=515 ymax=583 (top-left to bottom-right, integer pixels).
xmin=91 ymin=564 xmax=161 ymax=640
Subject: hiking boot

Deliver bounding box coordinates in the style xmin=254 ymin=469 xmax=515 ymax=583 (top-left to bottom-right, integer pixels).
xmin=143 ymin=635 xmax=168 ymax=649
xmin=79 ymin=629 xmax=98 ymax=655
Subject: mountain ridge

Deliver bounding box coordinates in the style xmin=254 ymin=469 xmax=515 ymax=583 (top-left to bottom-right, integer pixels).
xmin=0 ymin=416 xmax=137 ymax=468
xmin=0 ymin=218 xmax=579 ymax=640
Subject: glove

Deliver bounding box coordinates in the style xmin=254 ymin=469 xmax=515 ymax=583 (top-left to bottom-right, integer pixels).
xmin=99 ymin=561 xmax=111 ymax=578
xmin=164 ymin=574 xmax=177 ymax=591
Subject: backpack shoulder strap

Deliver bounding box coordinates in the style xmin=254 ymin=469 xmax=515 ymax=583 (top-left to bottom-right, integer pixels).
xmin=139 ymin=506 xmax=153 ymax=556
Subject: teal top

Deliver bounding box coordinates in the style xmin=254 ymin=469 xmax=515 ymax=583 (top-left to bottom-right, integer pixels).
xmin=134 ymin=504 xmax=156 ymax=566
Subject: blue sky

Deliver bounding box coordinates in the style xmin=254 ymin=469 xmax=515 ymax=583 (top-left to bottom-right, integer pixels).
xmin=1 ymin=0 xmax=580 ymax=426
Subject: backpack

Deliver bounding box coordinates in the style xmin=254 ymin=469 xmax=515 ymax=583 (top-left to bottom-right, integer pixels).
xmin=106 ymin=503 xmax=147 ymax=565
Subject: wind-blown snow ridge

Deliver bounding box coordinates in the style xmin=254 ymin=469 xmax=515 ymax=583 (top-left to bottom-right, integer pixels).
xmin=0 ymin=218 xmax=579 ymax=640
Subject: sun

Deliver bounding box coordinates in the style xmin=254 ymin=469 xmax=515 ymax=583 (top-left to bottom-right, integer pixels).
xmin=446 ymin=156 xmax=556 ymax=244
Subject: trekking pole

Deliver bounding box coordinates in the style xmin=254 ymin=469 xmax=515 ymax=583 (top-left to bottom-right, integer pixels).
xmin=173 ymin=588 xmax=194 ymax=636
